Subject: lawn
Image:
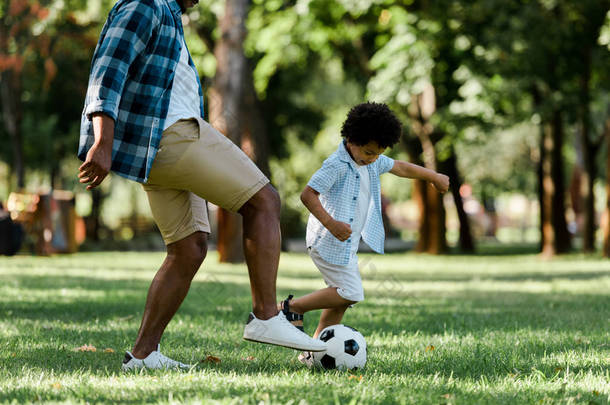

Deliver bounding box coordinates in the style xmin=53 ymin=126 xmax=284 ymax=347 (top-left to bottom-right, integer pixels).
xmin=0 ymin=250 xmax=608 ymax=404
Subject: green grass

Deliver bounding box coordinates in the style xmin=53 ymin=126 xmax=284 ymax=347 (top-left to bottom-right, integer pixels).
xmin=0 ymin=250 xmax=608 ymax=404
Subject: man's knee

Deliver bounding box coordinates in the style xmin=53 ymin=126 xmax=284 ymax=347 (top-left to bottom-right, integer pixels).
xmin=167 ymin=232 xmax=208 ymax=276
xmin=239 ymin=184 xmax=280 ymax=217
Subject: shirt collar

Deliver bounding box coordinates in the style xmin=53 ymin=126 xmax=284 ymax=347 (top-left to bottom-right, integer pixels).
xmin=166 ymin=0 xmax=182 ymax=18
xmin=337 ymin=140 xmax=361 ymax=171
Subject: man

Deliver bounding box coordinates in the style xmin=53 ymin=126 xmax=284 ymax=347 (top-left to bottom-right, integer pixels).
xmin=78 ymin=0 xmax=326 ymax=371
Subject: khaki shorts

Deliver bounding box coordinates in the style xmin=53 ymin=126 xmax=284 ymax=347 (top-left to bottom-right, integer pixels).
xmin=143 ymin=117 xmax=269 ymax=245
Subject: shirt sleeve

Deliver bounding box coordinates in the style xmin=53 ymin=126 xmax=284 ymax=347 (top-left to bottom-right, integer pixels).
xmin=84 ymin=0 xmax=158 ymax=121
xmin=377 ymin=154 xmax=395 ymax=175
xmin=308 ymin=158 xmax=340 ymax=194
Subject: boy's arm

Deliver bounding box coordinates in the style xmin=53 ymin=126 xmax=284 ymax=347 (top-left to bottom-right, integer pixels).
xmin=389 ymin=160 xmax=450 ymax=193
xmin=301 ymin=186 xmax=352 ymax=242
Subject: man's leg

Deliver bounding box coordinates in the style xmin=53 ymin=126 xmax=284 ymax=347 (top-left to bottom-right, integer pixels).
xmin=161 ymin=119 xmax=326 ymax=351
xmin=131 ymin=231 xmax=208 ymax=358
xmin=238 ymin=184 xmax=281 ymax=320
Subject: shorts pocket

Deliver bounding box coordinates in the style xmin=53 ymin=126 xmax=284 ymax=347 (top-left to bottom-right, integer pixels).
xmin=196 ymin=118 xmax=227 ymax=147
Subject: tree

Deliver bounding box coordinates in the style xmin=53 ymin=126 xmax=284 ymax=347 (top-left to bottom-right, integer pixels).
xmin=193 ymin=0 xmax=272 ymax=262
xmin=0 ymin=0 xmax=49 ymax=189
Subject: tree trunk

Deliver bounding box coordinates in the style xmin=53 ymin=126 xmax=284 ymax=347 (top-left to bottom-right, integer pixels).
xmin=241 ymin=59 xmax=271 ymax=177
xmin=0 ymin=70 xmax=25 ymax=190
xmin=603 ymin=117 xmax=610 ymax=257
xmin=209 ymin=0 xmax=249 ymax=263
xmin=540 ymin=111 xmax=571 ymax=256
xmin=88 ymin=188 xmax=103 ymax=242
xmin=406 ymin=84 xmax=447 ymax=254
xmin=578 ymin=47 xmax=596 ymax=252
xmin=440 ymin=151 xmax=475 ymax=252
xmin=402 ymin=133 xmax=447 ymax=254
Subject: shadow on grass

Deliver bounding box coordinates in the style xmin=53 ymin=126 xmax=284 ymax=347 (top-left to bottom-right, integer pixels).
xmin=1 ymin=266 xmax=608 ymax=385
xmin=0 ymin=362 xmax=604 ymax=405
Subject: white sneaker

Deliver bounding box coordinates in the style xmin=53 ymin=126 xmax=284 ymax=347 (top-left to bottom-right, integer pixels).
xmin=121 ymin=345 xmax=193 ymax=371
xmin=243 ymin=311 xmax=327 ymax=352
xmin=298 ymin=351 xmax=314 ymax=367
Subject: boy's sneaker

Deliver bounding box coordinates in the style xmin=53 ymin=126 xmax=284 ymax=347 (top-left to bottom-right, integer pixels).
xmin=243 ymin=311 xmax=326 ymax=352
xmin=298 ymin=351 xmax=314 ymax=367
xmin=281 ymin=294 xmax=304 ymax=332
xmin=121 ymin=345 xmax=193 ymax=371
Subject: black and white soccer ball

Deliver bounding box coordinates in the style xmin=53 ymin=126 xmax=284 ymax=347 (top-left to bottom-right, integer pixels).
xmin=312 ymin=324 xmax=366 ymax=370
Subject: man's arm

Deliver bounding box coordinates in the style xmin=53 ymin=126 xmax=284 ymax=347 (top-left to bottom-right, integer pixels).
xmin=78 ymin=113 xmax=114 ymax=190
xmin=301 ymin=186 xmax=351 ymax=241
xmin=84 ymin=1 xmax=156 ymax=121
xmin=389 ymin=160 xmax=450 ymax=193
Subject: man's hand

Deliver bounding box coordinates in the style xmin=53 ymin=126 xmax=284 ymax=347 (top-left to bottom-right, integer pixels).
xmin=432 ymin=173 xmax=450 ymax=193
xmin=78 ymin=142 xmax=112 ymax=190
xmin=79 ymin=113 xmax=114 ymax=190
xmin=326 ymin=219 xmax=352 ymax=242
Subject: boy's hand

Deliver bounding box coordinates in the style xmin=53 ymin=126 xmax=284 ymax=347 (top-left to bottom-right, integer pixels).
xmin=326 ymin=219 xmax=352 ymax=242
xmin=432 ymin=173 xmax=450 ymax=193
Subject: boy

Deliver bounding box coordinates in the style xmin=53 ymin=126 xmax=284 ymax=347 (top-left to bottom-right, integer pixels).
xmin=279 ymin=102 xmax=450 ymax=365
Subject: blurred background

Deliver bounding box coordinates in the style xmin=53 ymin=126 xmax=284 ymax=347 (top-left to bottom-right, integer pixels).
xmin=1 ymin=0 xmax=609 ymax=260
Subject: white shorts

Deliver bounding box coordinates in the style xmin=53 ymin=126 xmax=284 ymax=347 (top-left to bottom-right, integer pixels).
xmin=308 ymin=247 xmax=364 ymax=303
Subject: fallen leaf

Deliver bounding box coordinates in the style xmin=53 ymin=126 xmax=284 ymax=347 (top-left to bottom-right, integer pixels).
xmin=104 ymin=348 xmax=115 ymax=353
xmin=73 ymin=344 xmax=96 ymax=352
xmin=202 ymin=355 xmax=221 ymax=364
xmin=441 ymin=394 xmax=454 ymax=399
xmin=52 ymin=382 xmax=61 ymax=389
xmin=593 ymin=391 xmax=600 ymax=396
xmin=348 ymin=375 xmax=363 ymax=381
xmin=425 ymin=345 xmax=435 ymax=352
xmin=554 ymin=367 xmax=563 ymax=373
xmin=242 ymin=356 xmax=255 ymax=361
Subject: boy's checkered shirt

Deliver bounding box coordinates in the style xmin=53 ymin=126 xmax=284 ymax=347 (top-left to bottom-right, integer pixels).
xmin=78 ymin=0 xmax=205 ymax=183
xmin=306 ymin=141 xmax=395 ymax=266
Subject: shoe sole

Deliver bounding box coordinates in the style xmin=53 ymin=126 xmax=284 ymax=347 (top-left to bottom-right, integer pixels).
xmin=243 ymin=336 xmax=326 ymax=352
xmin=121 ymin=363 xmax=192 ymax=371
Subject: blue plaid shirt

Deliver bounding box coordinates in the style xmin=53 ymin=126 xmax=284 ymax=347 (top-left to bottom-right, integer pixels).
xmin=78 ymin=0 xmax=204 ymax=183
xmin=306 ymin=141 xmax=395 ymax=266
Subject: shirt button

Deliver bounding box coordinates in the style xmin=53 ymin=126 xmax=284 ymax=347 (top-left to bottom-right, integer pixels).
xmin=356 ymin=175 xmax=359 ymax=178
xmin=348 ymin=238 xmax=351 ymax=242
xmin=349 ymin=218 xmax=353 ymax=222
xmin=353 ymin=196 xmax=357 ymax=200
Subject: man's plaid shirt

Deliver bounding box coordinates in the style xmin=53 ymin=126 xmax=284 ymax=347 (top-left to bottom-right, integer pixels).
xmin=306 ymin=141 xmax=395 ymax=266
xmin=78 ymin=0 xmax=204 ymax=183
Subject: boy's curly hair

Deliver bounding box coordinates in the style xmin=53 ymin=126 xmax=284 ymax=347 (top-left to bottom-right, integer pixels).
xmin=341 ymin=102 xmax=402 ymax=148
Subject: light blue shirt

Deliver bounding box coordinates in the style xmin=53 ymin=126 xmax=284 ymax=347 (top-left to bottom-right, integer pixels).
xmin=306 ymin=141 xmax=395 ymax=266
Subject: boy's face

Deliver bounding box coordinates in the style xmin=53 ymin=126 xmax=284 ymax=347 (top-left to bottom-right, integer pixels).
xmin=346 ymin=141 xmax=386 ymax=166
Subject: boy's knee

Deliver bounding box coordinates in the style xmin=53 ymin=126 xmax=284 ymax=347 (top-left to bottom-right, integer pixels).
xmin=335 ymin=287 xmax=364 ymax=305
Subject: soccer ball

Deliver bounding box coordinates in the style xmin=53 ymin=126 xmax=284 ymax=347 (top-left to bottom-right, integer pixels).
xmin=312 ymin=324 xmax=366 ymax=370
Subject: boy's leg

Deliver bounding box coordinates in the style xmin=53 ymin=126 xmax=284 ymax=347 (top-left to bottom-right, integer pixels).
xmin=282 ymin=287 xmax=356 ymax=331
xmin=314 ymin=305 xmax=351 ymax=338
xmin=289 ymin=287 xmax=356 ymax=314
